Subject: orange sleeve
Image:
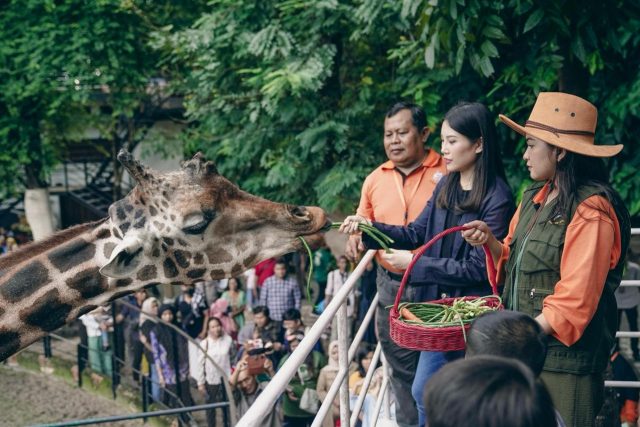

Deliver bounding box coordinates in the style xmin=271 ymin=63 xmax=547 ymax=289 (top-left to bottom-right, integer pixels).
xmin=356 ymin=173 xmax=375 ymax=221
xmin=489 ymin=203 xmax=521 ymax=285
xmin=542 ymin=195 xmax=622 ymax=346
xmin=620 ymin=399 xmax=638 ymax=423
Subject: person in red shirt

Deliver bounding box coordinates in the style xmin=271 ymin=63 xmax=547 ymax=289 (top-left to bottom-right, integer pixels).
xmin=255 ymin=258 xmax=277 ymax=300
xmin=463 ymin=92 xmax=631 ymax=427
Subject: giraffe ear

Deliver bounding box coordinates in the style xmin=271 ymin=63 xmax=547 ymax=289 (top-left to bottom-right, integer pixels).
xmin=100 ymin=237 xmax=144 ymax=279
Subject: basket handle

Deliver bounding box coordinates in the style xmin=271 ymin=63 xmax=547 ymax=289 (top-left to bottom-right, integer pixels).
xmin=390 ymin=225 xmax=498 ymax=317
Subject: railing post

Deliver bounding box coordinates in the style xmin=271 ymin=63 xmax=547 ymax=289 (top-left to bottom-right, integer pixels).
xmin=337 ymin=301 xmax=351 ymax=426
xmin=76 ymin=343 xmax=83 ymax=388
xmin=63 ymin=162 xmax=69 ymax=193
xmin=141 ymin=375 xmax=149 ymax=423
xmin=381 ymin=352 xmax=390 ymax=420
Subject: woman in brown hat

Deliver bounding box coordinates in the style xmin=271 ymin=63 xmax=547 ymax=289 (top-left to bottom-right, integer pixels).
xmin=462 ymin=92 xmax=631 ymax=427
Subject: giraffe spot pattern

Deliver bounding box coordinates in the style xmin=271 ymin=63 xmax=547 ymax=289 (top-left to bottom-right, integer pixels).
xmin=177 ymin=238 xmax=188 ymax=247
xmin=174 ymin=250 xmax=191 ymax=268
xmin=0 ymin=261 xmax=50 ymax=303
xmin=66 ymin=267 xmax=108 ymax=299
xmin=149 ymin=206 xmax=158 ymax=216
xmin=152 ymin=247 xmax=160 ymax=258
xmin=103 ymin=242 xmax=117 ymax=259
xmin=116 ymin=278 xmax=133 ymax=287
xmin=0 ymin=306 xmax=4 ymax=317
xmin=124 ymin=203 xmax=134 ymax=213
xmin=112 ymin=227 xmax=122 ymax=239
xmin=243 ymin=253 xmax=258 ymax=268
xmin=21 ymin=288 xmax=73 ymax=332
xmin=154 ymin=221 xmax=165 ymax=231
xmin=231 ymin=263 xmax=244 ymax=276
xmin=163 ymin=258 xmax=179 ymax=278
xmin=207 ymin=248 xmax=234 ymax=264
xmin=186 ymin=268 xmax=206 ymax=279
xmin=0 ymin=330 xmax=21 ymax=362
xmin=108 ymin=290 xmax=135 ymax=302
xmin=96 ymin=228 xmax=111 ymax=239
xmin=116 ymin=205 xmax=126 ymax=221
xmin=134 ymin=209 xmax=143 ymax=219
xmin=163 ymin=237 xmax=174 ymax=247
xmin=193 ymin=254 xmax=204 ymax=265
xmin=170 ymin=215 xmax=176 ymax=221
xmin=210 ymin=269 xmax=225 ymax=279
xmin=120 ymin=222 xmax=131 ymax=234
xmin=133 ymin=217 xmax=146 ymax=229
xmin=48 ymin=239 xmax=96 ymax=272
xmin=137 ymin=265 xmax=157 ymax=281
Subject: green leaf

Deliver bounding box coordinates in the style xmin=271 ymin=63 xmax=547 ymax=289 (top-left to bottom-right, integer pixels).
xmin=523 ymin=9 xmax=544 ymax=33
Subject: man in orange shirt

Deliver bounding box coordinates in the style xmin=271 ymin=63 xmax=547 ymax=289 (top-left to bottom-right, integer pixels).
xmin=346 ymin=101 xmax=446 ymax=427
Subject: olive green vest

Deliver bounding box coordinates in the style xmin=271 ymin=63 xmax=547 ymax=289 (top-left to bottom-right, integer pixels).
xmin=503 ymin=182 xmax=626 ymax=375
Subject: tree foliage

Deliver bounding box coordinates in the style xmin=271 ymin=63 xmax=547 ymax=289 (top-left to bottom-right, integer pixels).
xmin=2 ymin=0 xmax=639 ymax=218
xmin=0 ymin=0 xmax=207 ymax=198
xmin=157 ymin=0 xmax=640 ymax=215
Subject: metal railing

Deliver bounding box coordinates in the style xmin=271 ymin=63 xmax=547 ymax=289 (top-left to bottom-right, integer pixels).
xmin=605 ymin=227 xmax=640 ymax=389
xmin=237 ymin=250 xmax=392 ymax=427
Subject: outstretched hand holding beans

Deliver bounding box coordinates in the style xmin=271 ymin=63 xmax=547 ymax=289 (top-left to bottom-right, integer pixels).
xmin=339 ymin=215 xmax=372 ymax=234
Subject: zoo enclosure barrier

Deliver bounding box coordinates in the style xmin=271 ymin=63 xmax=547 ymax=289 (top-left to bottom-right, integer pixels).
xmin=237 ymin=250 xmax=394 ymax=427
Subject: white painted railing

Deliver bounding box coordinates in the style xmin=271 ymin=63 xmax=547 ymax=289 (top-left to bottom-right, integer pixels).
xmin=605 ymin=227 xmax=640 ymax=389
xmin=236 ymin=250 xmax=392 ymax=426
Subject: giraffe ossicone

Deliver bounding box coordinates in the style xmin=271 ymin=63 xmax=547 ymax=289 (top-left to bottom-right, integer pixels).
xmin=0 ymin=150 xmax=329 ymax=361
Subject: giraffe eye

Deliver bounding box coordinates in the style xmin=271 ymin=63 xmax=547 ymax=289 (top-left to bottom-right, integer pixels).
xmin=183 ymin=220 xmax=210 ymax=235
xmin=182 ymin=210 xmax=216 ymax=235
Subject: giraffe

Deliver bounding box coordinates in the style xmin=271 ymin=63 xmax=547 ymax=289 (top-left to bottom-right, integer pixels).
xmin=0 ymin=150 xmax=329 ymax=361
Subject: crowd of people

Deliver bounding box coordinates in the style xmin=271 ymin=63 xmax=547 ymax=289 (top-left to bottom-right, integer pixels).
xmin=3 ymin=92 xmax=640 ymax=427
xmin=66 ymin=248 xmax=379 ymax=427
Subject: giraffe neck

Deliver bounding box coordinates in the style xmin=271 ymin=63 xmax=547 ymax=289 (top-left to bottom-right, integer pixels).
xmin=0 ymin=220 xmax=154 ymax=361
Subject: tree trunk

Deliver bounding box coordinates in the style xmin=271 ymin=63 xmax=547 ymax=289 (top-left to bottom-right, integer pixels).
xmin=24 ymin=188 xmax=55 ymax=241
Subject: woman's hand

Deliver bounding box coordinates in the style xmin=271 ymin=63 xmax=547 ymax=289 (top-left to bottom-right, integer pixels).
xmin=339 ymin=215 xmax=371 ymax=234
xmin=381 ymin=249 xmax=413 ymax=270
xmin=461 ymin=221 xmax=494 ymax=247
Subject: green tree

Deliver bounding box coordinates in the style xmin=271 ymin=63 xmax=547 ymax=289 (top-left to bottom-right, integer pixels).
xmin=0 ymin=0 xmax=208 ymax=235
xmin=160 ymin=0 xmax=640 ymax=215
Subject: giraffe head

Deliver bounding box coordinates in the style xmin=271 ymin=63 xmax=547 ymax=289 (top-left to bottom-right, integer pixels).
xmin=99 ymin=150 xmax=329 ymax=283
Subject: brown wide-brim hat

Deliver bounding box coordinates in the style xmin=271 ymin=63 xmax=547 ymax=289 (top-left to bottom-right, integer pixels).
xmin=499 ymin=92 xmax=623 ymax=158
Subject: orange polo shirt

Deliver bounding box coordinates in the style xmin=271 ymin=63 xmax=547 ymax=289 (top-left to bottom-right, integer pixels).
xmin=356 ymin=149 xmax=446 ymax=273
xmin=492 ymin=183 xmax=622 ymax=346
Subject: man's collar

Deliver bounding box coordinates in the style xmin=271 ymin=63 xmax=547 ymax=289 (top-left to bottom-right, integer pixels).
xmin=381 ymin=149 xmax=440 ymax=171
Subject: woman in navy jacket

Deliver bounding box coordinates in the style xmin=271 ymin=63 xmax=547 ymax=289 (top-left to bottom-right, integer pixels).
xmin=342 ymin=102 xmax=514 ymax=427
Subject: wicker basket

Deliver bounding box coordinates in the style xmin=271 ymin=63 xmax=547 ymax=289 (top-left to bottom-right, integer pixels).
xmin=389 ymin=225 xmax=501 ymax=352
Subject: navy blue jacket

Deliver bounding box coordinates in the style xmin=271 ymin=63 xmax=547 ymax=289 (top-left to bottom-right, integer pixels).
xmin=363 ymin=176 xmax=514 ymax=302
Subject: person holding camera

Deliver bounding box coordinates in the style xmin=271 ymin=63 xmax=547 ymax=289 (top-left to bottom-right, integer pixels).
xmin=196 ymin=317 xmax=235 ymax=427
xmin=231 ymin=355 xmax=281 ymax=426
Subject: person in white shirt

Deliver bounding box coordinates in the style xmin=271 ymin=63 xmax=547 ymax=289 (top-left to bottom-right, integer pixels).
xmin=196 ymin=317 xmax=235 ymax=427
xmin=326 ymin=256 xmax=355 ymax=341
xmin=243 ymin=268 xmax=258 ymax=309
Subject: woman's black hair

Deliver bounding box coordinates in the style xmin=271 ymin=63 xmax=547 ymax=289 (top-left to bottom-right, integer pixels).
xmin=424 ymin=356 xmax=557 ymax=427
xmin=206 ymin=316 xmax=223 ymax=330
xmin=356 ymin=343 xmax=375 ymax=377
xmin=228 ymin=276 xmax=243 ymax=291
xmin=551 ymin=151 xmax=630 ymax=256
xmin=437 ymin=102 xmax=506 ymax=213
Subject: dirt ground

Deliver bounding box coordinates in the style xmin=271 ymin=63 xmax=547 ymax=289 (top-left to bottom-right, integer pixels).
xmin=0 ymin=364 xmax=140 ymax=427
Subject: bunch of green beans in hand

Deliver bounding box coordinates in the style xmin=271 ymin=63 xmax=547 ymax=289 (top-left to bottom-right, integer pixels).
xmin=297 ymin=222 xmax=394 ymax=305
